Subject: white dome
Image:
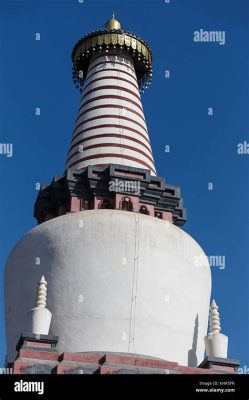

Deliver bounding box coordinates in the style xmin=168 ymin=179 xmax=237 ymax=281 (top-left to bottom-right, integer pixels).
xmin=5 ymin=210 xmax=211 ymax=365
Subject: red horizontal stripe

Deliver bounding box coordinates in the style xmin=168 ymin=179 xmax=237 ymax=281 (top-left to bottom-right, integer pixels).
xmin=76 ymin=104 xmax=145 ymax=124
xmin=79 ymin=94 xmax=143 ymax=113
xmin=84 ymin=75 xmax=139 ymax=92
xmin=71 ymin=123 xmax=150 ymax=145
xmin=85 ymin=68 xmax=138 ymax=86
xmin=84 ymin=85 xmax=140 ymax=102
xmin=88 ymin=60 xmax=135 ymax=75
xmin=68 ymin=133 xmax=153 ymax=156
xmin=67 ymin=153 xmax=156 ymax=174
xmin=67 ymin=142 xmax=155 ymax=165
xmin=73 ymin=114 xmax=148 ymax=136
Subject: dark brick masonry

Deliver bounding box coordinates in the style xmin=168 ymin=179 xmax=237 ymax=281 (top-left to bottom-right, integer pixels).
xmin=34 ymin=164 xmax=186 ymax=226
xmin=8 ymin=333 xmax=239 ymax=375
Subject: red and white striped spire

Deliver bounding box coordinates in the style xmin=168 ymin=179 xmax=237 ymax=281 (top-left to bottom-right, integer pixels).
xmin=66 ymin=15 xmax=156 ymax=175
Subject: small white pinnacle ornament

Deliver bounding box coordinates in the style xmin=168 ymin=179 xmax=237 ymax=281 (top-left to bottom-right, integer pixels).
xmin=204 ymin=299 xmax=228 ymax=358
xmin=209 ymin=299 xmax=221 ymax=334
xmin=36 ymin=275 xmax=47 ymax=308
xmin=28 ymin=276 xmax=52 ymax=335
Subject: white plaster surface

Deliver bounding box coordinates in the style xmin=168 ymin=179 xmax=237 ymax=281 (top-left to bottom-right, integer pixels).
xmin=5 ymin=210 xmax=211 ymax=364
xmin=28 ymin=307 xmax=52 ymax=336
xmin=204 ymin=333 xmax=228 ymax=358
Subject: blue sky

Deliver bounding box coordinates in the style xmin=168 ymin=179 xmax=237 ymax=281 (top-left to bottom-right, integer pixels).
xmin=0 ymin=0 xmax=248 ymax=369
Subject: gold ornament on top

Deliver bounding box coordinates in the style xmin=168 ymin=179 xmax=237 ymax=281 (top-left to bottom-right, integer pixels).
xmin=105 ymin=13 xmax=122 ymax=30
xmin=71 ymin=14 xmax=153 ymax=92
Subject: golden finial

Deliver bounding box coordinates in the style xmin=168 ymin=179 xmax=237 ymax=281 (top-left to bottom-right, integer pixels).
xmin=105 ymin=13 xmax=122 ymax=30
